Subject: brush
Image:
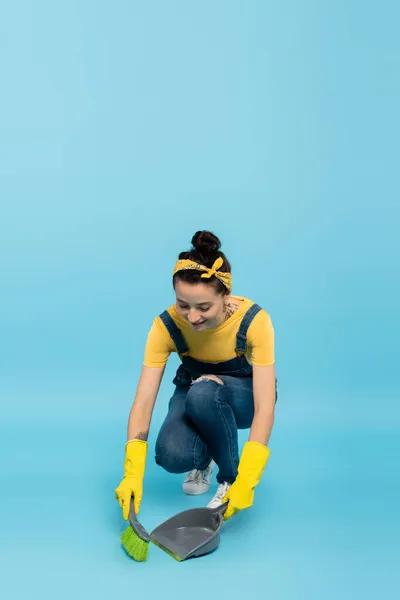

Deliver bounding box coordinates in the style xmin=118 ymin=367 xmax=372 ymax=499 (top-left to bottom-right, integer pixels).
xmin=120 ymin=495 xmax=150 ymax=562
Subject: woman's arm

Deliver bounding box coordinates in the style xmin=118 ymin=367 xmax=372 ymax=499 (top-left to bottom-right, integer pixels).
xmin=249 ymin=364 xmax=276 ymax=446
xmin=115 ymin=364 xmax=166 ymax=517
xmin=127 ymin=364 xmax=166 ymax=441
xmin=222 ymin=363 xmax=276 ymax=520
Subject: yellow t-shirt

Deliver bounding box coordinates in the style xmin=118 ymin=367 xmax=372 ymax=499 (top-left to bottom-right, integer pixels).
xmin=143 ymin=296 xmax=275 ymax=368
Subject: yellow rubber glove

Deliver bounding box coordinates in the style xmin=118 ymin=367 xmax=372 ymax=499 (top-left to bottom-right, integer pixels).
xmin=223 ymin=441 xmax=271 ymax=521
xmin=114 ymin=440 xmax=147 ymax=519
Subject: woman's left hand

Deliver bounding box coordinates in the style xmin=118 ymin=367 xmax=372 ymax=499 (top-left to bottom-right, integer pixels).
xmin=223 ymin=477 xmax=255 ymax=520
xmin=222 ymin=440 xmax=272 ymax=520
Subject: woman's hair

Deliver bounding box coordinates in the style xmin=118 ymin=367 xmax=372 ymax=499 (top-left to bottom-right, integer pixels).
xmin=173 ymin=230 xmax=231 ymax=296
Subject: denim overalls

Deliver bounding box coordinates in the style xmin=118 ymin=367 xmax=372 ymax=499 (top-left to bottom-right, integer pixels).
xmin=159 ymin=303 xmax=263 ymax=384
xmin=154 ymin=303 xmax=276 ymax=484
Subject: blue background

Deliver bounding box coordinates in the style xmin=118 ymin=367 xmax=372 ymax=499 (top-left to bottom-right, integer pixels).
xmin=0 ymin=1 xmax=398 ymax=598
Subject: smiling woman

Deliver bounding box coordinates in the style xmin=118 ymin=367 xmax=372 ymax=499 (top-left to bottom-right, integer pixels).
xmin=115 ymin=231 xmax=277 ymax=522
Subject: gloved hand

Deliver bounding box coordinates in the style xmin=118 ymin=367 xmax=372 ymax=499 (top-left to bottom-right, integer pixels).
xmin=223 ymin=441 xmax=271 ymax=521
xmin=115 ymin=439 xmax=147 ymax=519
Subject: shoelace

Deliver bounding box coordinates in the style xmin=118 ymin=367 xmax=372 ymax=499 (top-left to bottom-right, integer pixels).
xmin=186 ymin=469 xmax=203 ymax=483
xmin=187 ymin=464 xmax=212 ymax=484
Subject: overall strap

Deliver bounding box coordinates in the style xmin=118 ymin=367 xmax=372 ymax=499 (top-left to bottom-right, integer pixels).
xmin=235 ymin=303 xmax=262 ymax=356
xmin=159 ymin=311 xmax=190 ymax=357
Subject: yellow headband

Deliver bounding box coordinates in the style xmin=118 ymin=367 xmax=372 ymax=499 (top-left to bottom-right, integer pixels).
xmin=173 ymin=257 xmax=232 ymax=292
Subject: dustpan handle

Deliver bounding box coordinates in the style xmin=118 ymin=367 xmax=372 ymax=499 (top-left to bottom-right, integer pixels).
xmin=209 ymin=501 xmax=229 ymax=517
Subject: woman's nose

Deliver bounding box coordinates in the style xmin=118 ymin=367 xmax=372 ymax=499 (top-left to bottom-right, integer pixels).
xmin=188 ymin=310 xmax=200 ymax=323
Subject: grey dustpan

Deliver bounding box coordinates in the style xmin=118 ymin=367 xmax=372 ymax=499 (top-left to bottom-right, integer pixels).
xmin=150 ymin=502 xmax=229 ymax=561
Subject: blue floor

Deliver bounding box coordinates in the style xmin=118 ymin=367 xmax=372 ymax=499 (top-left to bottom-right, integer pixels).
xmin=1 ymin=380 xmax=397 ymax=599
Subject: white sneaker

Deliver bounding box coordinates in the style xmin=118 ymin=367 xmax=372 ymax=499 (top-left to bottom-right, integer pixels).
xmin=182 ymin=460 xmax=215 ymax=495
xmin=207 ymin=481 xmax=231 ymax=509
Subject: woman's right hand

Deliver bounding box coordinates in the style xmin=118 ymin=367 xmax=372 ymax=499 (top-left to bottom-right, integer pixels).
xmin=115 ymin=475 xmax=143 ymax=519
xmin=114 ymin=440 xmax=148 ymax=519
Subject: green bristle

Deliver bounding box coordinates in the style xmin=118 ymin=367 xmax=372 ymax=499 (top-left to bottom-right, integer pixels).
xmin=151 ymin=538 xmax=182 ymax=562
xmin=121 ymin=524 xmax=149 ymax=562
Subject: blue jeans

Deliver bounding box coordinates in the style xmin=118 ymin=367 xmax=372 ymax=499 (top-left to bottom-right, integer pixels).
xmin=155 ymin=375 xmax=254 ymax=484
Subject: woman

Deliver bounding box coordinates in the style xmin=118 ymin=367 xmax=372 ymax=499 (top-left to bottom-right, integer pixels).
xmin=115 ymin=230 xmax=277 ymax=521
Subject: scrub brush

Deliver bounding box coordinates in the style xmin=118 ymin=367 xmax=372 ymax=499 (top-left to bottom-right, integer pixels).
xmin=120 ymin=495 xmax=150 ymax=562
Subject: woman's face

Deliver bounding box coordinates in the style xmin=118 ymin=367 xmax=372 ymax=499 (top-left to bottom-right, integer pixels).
xmin=174 ymin=280 xmax=227 ymax=331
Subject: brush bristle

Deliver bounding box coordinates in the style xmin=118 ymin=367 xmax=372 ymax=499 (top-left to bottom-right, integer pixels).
xmin=121 ymin=524 xmax=149 ymax=562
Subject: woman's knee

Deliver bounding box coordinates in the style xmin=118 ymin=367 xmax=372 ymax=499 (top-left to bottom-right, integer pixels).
xmin=185 ymin=376 xmax=223 ymax=417
xmin=192 ymin=374 xmax=224 ymax=386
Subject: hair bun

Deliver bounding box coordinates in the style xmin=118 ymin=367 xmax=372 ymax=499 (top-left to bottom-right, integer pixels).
xmin=191 ymin=230 xmax=221 ymax=254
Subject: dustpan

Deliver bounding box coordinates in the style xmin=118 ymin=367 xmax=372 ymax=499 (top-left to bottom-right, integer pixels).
xmin=150 ymin=502 xmax=228 ymax=561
